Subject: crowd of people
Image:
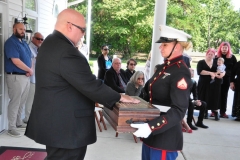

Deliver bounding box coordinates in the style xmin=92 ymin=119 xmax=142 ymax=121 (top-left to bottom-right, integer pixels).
xmin=3 ymin=8 xmax=240 ymax=160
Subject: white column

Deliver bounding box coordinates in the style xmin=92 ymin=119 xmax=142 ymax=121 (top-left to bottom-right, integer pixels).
xmin=86 ymin=0 xmax=92 ymax=61
xmin=149 ymin=0 xmax=167 ymax=77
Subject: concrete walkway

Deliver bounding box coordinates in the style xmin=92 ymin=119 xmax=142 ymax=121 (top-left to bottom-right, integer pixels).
xmin=1 ymin=65 xmax=239 ymax=160
xmin=1 ymin=114 xmax=239 ymax=160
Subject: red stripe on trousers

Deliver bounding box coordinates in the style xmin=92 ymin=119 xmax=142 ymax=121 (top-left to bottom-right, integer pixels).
xmin=161 ymin=150 xmax=166 ymax=160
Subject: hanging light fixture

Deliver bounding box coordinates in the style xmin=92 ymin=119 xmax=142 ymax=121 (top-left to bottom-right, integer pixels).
xmin=22 ymin=14 xmax=33 ymax=34
xmin=14 ymin=14 xmax=33 ymax=43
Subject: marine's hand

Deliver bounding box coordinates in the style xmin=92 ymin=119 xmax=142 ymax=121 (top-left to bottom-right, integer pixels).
xmin=131 ymin=123 xmax=152 ymax=138
xmin=120 ymin=95 xmax=140 ymax=103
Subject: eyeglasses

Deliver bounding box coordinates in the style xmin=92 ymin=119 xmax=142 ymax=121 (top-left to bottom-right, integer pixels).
xmin=129 ymin=63 xmax=136 ymax=66
xmin=103 ymin=48 xmax=109 ymax=51
xmin=34 ymin=37 xmax=44 ymax=41
xmin=137 ymin=78 xmax=144 ymax=80
xmin=67 ymin=22 xmax=86 ymax=33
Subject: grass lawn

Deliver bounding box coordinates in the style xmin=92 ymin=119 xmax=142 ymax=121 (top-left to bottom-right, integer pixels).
xmin=89 ymin=53 xmax=240 ymax=72
xmin=88 ymin=57 xmax=147 ymax=72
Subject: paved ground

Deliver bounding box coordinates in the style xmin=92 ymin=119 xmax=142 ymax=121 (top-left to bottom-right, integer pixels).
xmin=1 ymin=64 xmax=239 ymax=160
xmin=0 ymin=113 xmax=239 ymax=160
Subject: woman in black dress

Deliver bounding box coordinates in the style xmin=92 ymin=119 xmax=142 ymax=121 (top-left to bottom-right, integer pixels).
xmin=230 ymin=61 xmax=240 ymax=121
xmin=97 ymin=45 xmax=112 ymax=80
xmin=197 ymin=48 xmax=225 ymax=120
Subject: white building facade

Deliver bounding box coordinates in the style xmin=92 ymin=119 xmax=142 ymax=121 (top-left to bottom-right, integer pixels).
xmin=0 ymin=0 xmax=67 ymax=132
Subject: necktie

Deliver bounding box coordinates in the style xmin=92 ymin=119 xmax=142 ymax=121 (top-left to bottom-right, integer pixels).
xmin=117 ymin=73 xmax=126 ymax=91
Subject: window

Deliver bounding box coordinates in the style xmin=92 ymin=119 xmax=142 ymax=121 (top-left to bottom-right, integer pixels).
xmin=25 ymin=0 xmax=36 ymax=11
xmin=25 ymin=0 xmax=37 ymax=33
xmin=27 ymin=17 xmax=36 ymax=32
xmin=53 ymin=3 xmax=59 ymax=18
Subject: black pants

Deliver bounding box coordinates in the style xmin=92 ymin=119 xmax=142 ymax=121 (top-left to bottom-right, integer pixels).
xmin=187 ymin=101 xmax=207 ymax=123
xmin=45 ymin=145 xmax=87 ymax=160
xmin=220 ymin=76 xmax=230 ymax=114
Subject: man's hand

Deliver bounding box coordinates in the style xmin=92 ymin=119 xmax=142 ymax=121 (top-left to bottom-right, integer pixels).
xmin=230 ymin=82 xmax=235 ymax=91
xmin=26 ymin=73 xmax=31 ymax=77
xmin=195 ymin=100 xmax=201 ymax=106
xmin=120 ymin=95 xmax=140 ymax=103
xmin=131 ymin=123 xmax=152 ymax=138
xmin=28 ymin=68 xmax=33 ymax=76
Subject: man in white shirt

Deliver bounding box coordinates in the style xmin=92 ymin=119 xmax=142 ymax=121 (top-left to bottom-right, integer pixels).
xmin=23 ymin=32 xmax=44 ymax=123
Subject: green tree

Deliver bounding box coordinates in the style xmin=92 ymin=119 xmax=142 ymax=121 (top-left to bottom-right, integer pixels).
xmin=69 ymin=0 xmax=240 ymax=56
xmin=70 ymin=0 xmax=155 ymax=58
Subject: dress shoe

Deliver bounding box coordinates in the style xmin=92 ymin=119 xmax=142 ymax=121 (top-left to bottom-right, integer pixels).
xmin=204 ymin=113 xmax=208 ymax=119
xmin=210 ymin=112 xmax=215 ymax=117
xmin=214 ymin=112 xmax=220 ymax=121
xmin=187 ymin=122 xmax=198 ymax=130
xmin=235 ymin=117 xmax=240 ymax=121
xmin=196 ymin=122 xmax=209 ymax=129
xmin=220 ymin=113 xmax=229 ymax=118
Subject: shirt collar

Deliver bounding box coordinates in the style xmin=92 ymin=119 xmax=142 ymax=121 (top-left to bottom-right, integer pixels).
xmin=11 ymin=34 xmax=24 ymax=42
xmin=29 ymin=41 xmax=38 ymax=50
xmin=164 ymin=55 xmax=183 ymax=65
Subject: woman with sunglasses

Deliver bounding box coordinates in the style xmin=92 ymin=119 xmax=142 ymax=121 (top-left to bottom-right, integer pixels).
xmin=97 ymin=45 xmax=112 ymax=80
xmin=125 ymin=58 xmax=137 ymax=81
xmin=125 ymin=71 xmax=145 ymax=96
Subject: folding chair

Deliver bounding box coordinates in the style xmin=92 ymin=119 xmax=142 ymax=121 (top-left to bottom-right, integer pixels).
xmin=95 ymin=103 xmax=107 ymax=132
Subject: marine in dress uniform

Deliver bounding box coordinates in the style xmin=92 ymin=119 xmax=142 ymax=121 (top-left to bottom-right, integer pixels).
xmin=131 ymin=25 xmax=193 ymax=160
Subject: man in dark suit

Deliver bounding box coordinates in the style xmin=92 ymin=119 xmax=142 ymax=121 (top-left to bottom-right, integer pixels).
xmin=25 ymin=9 xmax=139 ymax=160
xmin=187 ymin=68 xmax=208 ymax=130
xmin=104 ymin=58 xmax=128 ymax=93
xmin=182 ymin=53 xmax=191 ymax=68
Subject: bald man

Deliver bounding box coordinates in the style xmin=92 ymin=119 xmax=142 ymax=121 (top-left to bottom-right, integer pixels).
xmin=25 ymin=9 xmax=139 ymax=160
xmin=4 ymin=22 xmax=33 ymax=137
xmin=23 ymin=32 xmax=44 ymax=123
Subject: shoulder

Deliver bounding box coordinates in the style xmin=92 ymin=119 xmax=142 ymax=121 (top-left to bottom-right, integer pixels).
xmin=172 ymin=63 xmax=191 ymax=77
xmin=231 ymin=54 xmax=237 ymax=60
xmin=106 ymin=67 xmax=114 ymax=74
xmin=98 ymin=54 xmax=103 ymax=59
xmin=120 ymin=69 xmax=125 ymax=73
xmin=127 ymin=81 xmax=135 ymax=86
xmin=4 ymin=36 xmax=15 ymax=46
xmin=125 ymin=69 xmax=130 ymax=73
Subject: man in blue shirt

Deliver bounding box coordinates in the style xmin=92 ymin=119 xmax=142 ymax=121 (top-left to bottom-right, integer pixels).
xmin=4 ymin=22 xmax=33 ymax=137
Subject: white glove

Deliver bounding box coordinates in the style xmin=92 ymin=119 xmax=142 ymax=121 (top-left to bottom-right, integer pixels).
xmin=130 ymin=123 xmax=152 ymax=138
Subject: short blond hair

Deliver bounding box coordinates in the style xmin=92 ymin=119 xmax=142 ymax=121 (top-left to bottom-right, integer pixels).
xmin=178 ymin=41 xmax=193 ymax=50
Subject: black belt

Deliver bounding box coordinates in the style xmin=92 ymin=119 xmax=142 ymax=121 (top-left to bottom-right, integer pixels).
xmin=6 ymin=72 xmax=26 ymax=75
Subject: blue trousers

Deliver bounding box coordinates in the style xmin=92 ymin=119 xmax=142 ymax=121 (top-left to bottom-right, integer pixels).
xmin=142 ymin=143 xmax=178 ymax=160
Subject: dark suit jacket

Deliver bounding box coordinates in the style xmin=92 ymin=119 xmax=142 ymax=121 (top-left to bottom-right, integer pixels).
xmin=125 ymin=69 xmax=135 ymax=82
xmin=25 ymin=30 xmax=120 ymax=149
xmin=97 ymin=54 xmax=112 ymax=80
xmin=190 ymin=79 xmax=198 ymax=101
xmin=104 ymin=67 xmax=128 ymax=93
xmin=182 ymin=56 xmax=191 ymax=68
